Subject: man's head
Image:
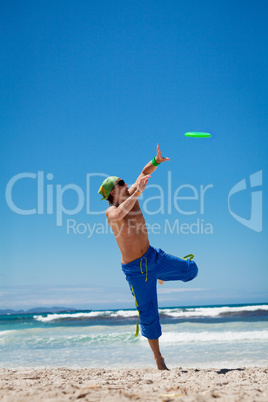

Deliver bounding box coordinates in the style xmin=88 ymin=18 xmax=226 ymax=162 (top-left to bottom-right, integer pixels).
xmin=98 ymin=176 xmax=128 ymax=204
xmin=98 ymin=176 xmax=119 ymax=200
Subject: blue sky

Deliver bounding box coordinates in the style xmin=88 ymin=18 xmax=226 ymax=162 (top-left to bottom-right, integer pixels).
xmin=1 ymin=0 xmax=267 ymax=310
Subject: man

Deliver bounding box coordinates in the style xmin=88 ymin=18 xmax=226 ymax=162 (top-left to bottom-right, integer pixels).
xmin=98 ymin=144 xmax=198 ymax=370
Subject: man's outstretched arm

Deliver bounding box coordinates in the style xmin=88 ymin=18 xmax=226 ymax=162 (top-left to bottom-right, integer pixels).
xmin=128 ymin=144 xmax=170 ymax=195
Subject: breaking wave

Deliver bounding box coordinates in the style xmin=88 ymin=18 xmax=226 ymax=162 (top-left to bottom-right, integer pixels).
xmin=32 ymin=304 xmax=268 ymax=324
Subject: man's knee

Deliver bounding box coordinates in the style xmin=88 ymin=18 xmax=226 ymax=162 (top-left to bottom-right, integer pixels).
xmin=184 ymin=260 xmax=198 ymax=282
xmin=138 ymin=301 xmax=161 ymax=339
xmin=138 ymin=301 xmax=156 ymax=326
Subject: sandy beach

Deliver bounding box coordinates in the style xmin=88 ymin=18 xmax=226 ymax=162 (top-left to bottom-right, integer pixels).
xmin=0 ymin=367 xmax=267 ymax=401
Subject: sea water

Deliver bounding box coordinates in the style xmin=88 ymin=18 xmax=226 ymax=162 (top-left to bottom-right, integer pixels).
xmin=1 ymin=304 xmax=267 ymax=369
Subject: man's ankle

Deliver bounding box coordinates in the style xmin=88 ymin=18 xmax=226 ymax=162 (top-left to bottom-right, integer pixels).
xmin=154 ymin=354 xmax=162 ymax=360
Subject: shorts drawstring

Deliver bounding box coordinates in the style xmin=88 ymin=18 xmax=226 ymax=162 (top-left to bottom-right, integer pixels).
xmin=140 ymin=257 xmax=148 ymax=282
xmin=131 ymin=284 xmax=140 ymax=337
xmin=183 ymin=254 xmax=194 ymax=260
xmin=130 ymin=256 xmax=147 ymax=337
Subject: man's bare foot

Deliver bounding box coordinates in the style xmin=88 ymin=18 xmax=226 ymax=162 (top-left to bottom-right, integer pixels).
xmin=155 ymin=355 xmax=169 ymax=370
xmin=158 ymin=279 xmax=164 ymax=285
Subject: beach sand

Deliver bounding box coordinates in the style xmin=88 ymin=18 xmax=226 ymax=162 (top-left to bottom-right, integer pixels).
xmin=0 ymin=367 xmax=267 ymax=401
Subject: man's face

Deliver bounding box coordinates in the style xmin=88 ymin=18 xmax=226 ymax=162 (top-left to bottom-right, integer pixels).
xmin=111 ymin=178 xmax=129 ymax=200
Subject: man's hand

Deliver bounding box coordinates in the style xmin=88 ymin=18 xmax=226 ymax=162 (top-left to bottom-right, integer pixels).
xmin=155 ymin=144 xmax=170 ymax=164
xmin=128 ymin=144 xmax=169 ymax=196
xmin=137 ymin=174 xmax=151 ymax=193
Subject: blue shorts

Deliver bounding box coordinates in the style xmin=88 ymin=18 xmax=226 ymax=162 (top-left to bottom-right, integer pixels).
xmin=121 ymin=246 xmax=198 ymax=340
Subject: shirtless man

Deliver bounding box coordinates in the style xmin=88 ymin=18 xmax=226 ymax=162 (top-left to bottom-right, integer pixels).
xmin=98 ymin=144 xmax=198 ymax=370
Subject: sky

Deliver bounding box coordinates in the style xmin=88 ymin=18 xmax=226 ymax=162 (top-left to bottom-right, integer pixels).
xmin=1 ymin=0 xmax=267 ymax=310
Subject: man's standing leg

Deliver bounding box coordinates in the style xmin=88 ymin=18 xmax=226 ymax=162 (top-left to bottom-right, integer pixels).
xmin=153 ymin=250 xmax=198 ymax=369
xmin=148 ymin=339 xmax=168 ymax=370
xmin=128 ymin=273 xmax=168 ymax=370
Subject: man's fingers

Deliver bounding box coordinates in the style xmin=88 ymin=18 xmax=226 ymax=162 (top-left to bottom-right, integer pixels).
xmin=139 ymin=174 xmax=151 ymax=189
xmin=142 ymin=174 xmax=151 ymax=181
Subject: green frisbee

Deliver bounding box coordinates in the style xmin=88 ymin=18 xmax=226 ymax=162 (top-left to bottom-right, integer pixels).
xmin=185 ymin=132 xmax=212 ymax=138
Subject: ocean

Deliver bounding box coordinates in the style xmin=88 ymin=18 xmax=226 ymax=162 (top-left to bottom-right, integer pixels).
xmin=1 ymin=304 xmax=267 ymax=369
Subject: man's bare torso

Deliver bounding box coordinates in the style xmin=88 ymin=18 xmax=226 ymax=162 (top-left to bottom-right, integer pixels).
xmin=107 ymin=200 xmax=150 ymax=264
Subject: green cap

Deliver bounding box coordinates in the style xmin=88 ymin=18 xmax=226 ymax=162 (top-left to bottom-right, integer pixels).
xmin=98 ymin=176 xmax=119 ymax=200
